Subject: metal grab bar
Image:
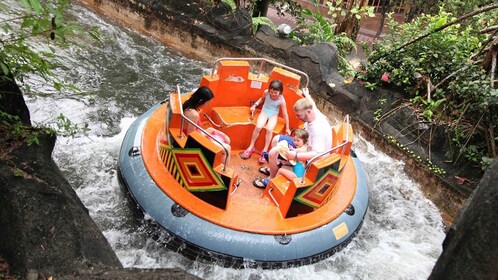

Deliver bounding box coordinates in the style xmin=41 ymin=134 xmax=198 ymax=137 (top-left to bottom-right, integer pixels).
xmin=203 ymin=113 xmax=222 ymax=129
xmin=299 ymin=142 xmax=348 ymax=185
xmin=210 ymin=57 xmax=310 ymax=89
xmin=175 ymin=85 xmax=230 ymax=171
xmin=268 ymin=187 xmax=280 ymax=207
xmin=299 ymin=115 xmax=351 ymax=185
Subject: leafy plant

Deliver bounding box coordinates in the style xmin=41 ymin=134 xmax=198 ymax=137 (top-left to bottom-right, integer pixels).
xmin=252 ymin=16 xmax=276 ymax=34
xmin=0 ymin=0 xmax=97 ymax=144
xmin=360 ymin=7 xmax=498 ymax=170
xmin=0 ymin=0 xmax=99 ymax=90
xmin=54 ymin=113 xmax=90 ymax=138
xmin=293 ymin=7 xmax=357 ymax=77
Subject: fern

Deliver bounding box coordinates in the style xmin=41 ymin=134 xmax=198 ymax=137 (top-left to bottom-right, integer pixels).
xmin=252 ymin=17 xmax=276 ymax=34
xmin=221 ymin=0 xmax=236 ymax=11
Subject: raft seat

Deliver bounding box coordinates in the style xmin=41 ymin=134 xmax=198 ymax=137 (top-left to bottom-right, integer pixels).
xmin=264 ymin=147 xmax=343 ymax=218
xmin=211 ymin=106 xmax=285 ymax=133
xmin=182 ymin=130 xmax=237 ymax=210
xmin=186 ymin=130 xmax=225 ymax=167
xmin=169 ymin=127 xmax=188 ymax=148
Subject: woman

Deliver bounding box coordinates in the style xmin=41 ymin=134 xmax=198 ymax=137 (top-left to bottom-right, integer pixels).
xmin=183 ymin=86 xmax=231 ymax=164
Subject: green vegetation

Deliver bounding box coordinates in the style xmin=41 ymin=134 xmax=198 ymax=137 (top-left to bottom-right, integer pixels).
xmin=0 ymin=0 xmax=96 ymax=140
xmin=252 ymin=16 xmax=276 ymax=34
xmin=358 ymin=4 xmax=498 ymax=170
xmin=289 ymin=0 xmax=373 ymax=77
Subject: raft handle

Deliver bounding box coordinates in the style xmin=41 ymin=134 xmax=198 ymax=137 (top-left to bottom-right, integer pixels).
xmin=231 ymin=178 xmax=241 ymax=195
xmin=268 ymin=187 xmax=279 ymax=207
xmin=203 ymin=113 xmax=222 ymax=129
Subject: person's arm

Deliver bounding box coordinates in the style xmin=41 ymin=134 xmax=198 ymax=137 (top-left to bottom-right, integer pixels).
xmin=280 ymin=97 xmax=291 ymax=135
xmin=184 ymin=109 xmax=199 ymax=135
xmin=301 ymin=88 xmax=317 ymax=109
xmin=251 ymin=91 xmax=267 ymax=112
xmin=285 ymin=149 xmax=318 ymax=162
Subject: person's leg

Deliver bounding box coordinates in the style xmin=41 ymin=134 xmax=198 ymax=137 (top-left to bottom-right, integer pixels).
xmin=216 ymin=142 xmax=231 ymax=165
xmin=270 ymin=134 xmax=280 ymax=149
xmin=277 ymin=166 xmax=296 ymax=180
xmin=268 ymin=145 xmax=280 ymax=178
xmin=263 ymin=115 xmax=278 ymax=152
xmin=246 ymin=112 xmax=268 ymax=151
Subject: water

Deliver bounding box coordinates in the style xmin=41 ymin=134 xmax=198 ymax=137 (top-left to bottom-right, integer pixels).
xmin=9 ymin=2 xmax=445 ymax=279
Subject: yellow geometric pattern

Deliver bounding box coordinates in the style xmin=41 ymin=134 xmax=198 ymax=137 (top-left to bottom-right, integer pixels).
xmin=294 ymin=169 xmax=340 ymax=208
xmin=171 ymin=148 xmax=226 ymax=192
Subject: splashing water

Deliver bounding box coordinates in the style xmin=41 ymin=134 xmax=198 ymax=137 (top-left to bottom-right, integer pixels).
xmin=9 ymin=2 xmax=445 ymax=279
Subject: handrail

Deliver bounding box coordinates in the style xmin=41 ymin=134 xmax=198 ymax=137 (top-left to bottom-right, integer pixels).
xmin=175 ymin=85 xmax=229 ymax=171
xmin=299 ymin=115 xmax=351 ymax=185
xmin=299 ymin=142 xmax=349 ymax=185
xmin=268 ymin=187 xmax=280 ymax=207
xmin=210 ymin=57 xmax=310 ymax=89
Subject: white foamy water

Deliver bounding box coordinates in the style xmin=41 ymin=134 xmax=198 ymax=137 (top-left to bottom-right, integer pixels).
xmin=10 ymin=2 xmax=445 ymax=279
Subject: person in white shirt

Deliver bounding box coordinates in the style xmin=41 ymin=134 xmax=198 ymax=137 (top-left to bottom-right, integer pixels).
xmin=253 ymin=88 xmax=332 ymax=188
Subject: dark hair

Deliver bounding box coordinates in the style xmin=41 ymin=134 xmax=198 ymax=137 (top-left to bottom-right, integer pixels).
xmin=269 ymin=79 xmax=283 ymax=94
xmin=292 ymin=128 xmax=309 ymax=144
xmin=183 ymin=86 xmax=214 ymax=110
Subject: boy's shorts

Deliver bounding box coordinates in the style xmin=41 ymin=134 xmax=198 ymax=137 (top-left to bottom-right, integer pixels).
xmin=262 ymin=135 xmax=297 ymax=163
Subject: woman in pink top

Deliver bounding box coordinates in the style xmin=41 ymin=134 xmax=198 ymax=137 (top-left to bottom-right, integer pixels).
xmin=183 ymin=86 xmax=231 ymax=164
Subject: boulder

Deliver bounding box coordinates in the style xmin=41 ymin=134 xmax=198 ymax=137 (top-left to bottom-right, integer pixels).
xmin=429 ymin=158 xmax=498 ymax=279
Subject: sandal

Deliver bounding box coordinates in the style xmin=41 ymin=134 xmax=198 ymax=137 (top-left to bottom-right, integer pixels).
xmin=253 ymin=178 xmax=269 ymax=189
xmin=258 ymin=167 xmax=270 ymax=176
xmin=259 ymin=153 xmax=267 ymax=164
xmin=240 ymin=148 xmax=254 ymax=159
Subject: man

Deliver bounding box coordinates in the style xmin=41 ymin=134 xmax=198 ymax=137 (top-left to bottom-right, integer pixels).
xmin=253 ymin=88 xmax=332 ymax=188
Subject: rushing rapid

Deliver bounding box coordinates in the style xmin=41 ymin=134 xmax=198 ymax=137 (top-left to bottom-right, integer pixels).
xmin=12 ymin=2 xmax=445 ymax=279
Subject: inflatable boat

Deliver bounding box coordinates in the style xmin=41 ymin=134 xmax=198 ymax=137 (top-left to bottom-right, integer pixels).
xmin=117 ymin=58 xmax=369 ymax=268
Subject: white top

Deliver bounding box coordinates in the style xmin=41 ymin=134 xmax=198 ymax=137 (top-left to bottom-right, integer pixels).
xmin=305 ymin=110 xmax=332 ymax=153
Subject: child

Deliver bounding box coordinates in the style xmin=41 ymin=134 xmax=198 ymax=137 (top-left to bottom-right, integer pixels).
xmin=276 ymin=128 xmax=310 ymax=180
xmin=240 ymin=80 xmax=291 ymax=163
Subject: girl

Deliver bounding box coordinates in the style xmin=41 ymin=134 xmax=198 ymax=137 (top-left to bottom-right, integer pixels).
xmin=183 ymin=86 xmax=231 ymax=164
xmin=240 ymin=80 xmax=291 ymax=163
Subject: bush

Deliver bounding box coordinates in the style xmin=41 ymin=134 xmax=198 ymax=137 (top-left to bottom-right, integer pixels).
xmin=359 ymin=8 xmax=497 ymax=170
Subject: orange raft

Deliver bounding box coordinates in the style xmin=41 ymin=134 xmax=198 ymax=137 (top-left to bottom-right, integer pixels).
xmin=117 ymin=58 xmax=369 ymax=268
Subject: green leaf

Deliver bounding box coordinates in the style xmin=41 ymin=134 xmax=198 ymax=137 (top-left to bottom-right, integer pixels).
xmin=0 ymin=62 xmax=9 ymax=75
xmin=20 ymin=0 xmax=31 ymax=10
xmin=28 ymin=0 xmax=43 ymax=14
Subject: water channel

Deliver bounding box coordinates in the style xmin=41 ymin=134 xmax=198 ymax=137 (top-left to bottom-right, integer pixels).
xmin=11 ymin=3 xmax=445 ymax=279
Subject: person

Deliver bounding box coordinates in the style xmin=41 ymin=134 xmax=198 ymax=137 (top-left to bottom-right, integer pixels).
xmin=240 ymin=80 xmax=291 ymax=163
xmin=183 ymin=86 xmax=231 ymax=164
xmin=275 ymin=128 xmax=311 ymax=180
xmin=253 ymin=88 xmax=332 ymax=188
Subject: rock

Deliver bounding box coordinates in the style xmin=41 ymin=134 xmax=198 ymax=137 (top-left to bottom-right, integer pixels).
xmin=428 ymin=158 xmax=498 ymax=279
xmin=0 ymin=74 xmax=197 ymax=279
xmin=0 ymin=72 xmax=31 ymax=125
xmin=205 ymin=4 xmax=252 ymax=39
xmin=0 ymin=130 xmax=122 ymax=277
